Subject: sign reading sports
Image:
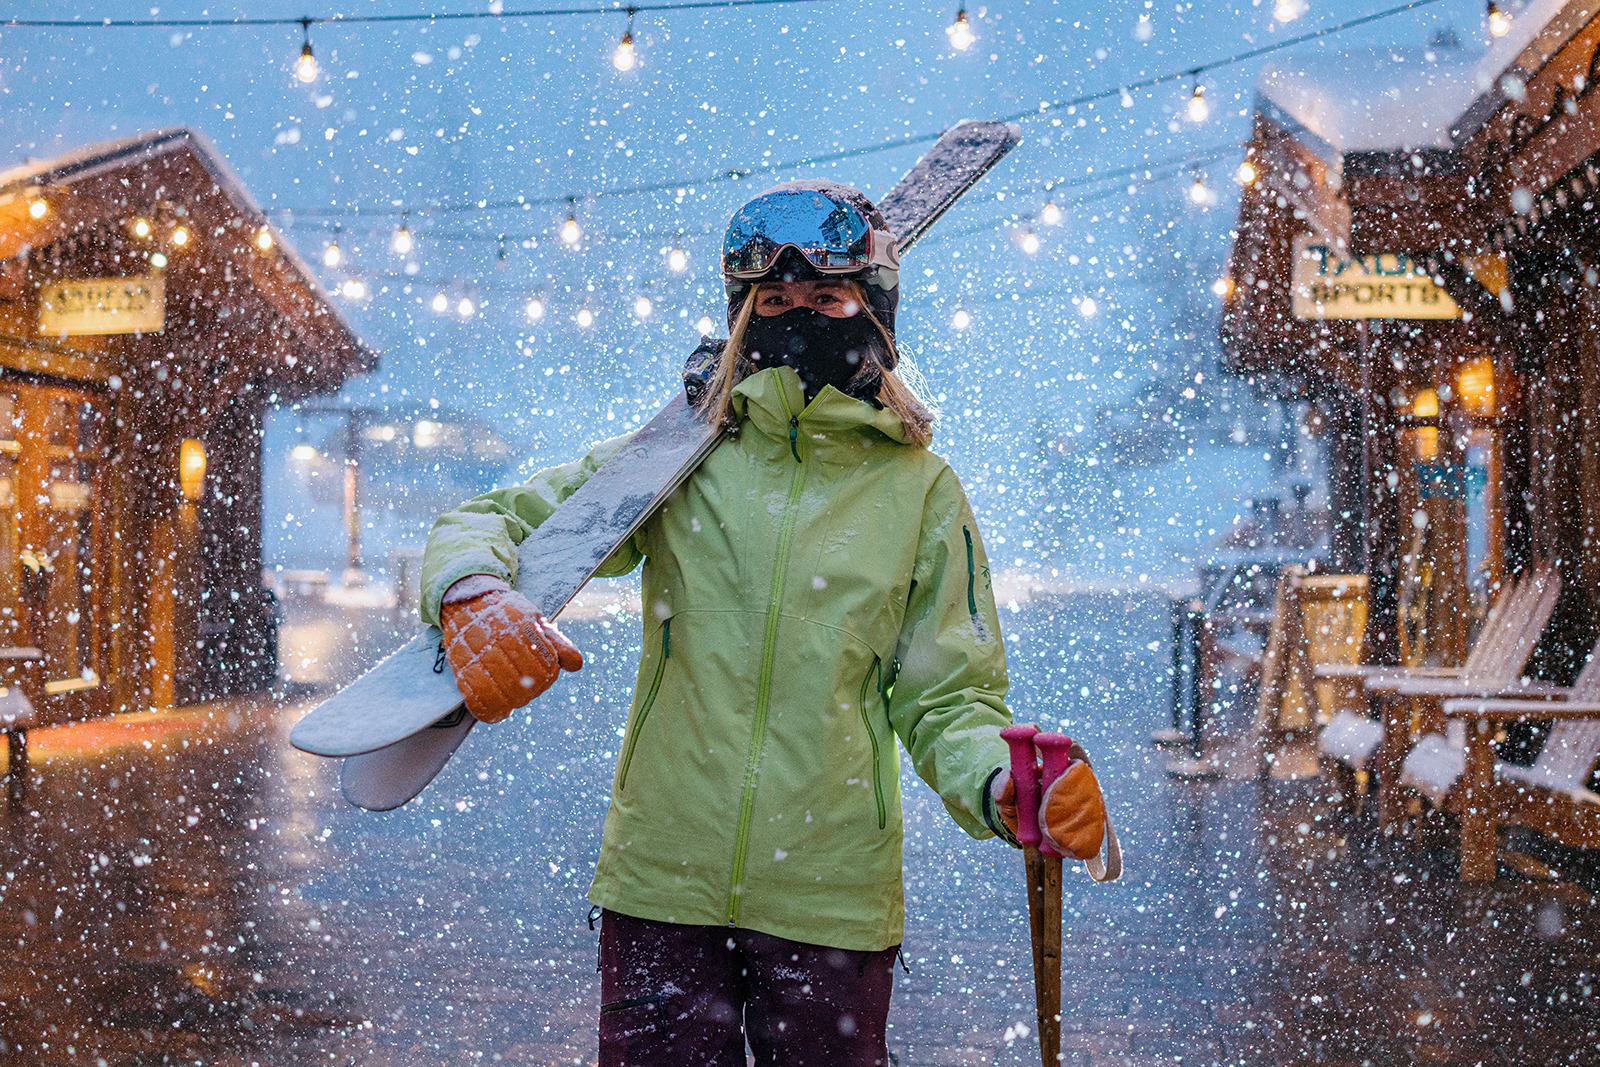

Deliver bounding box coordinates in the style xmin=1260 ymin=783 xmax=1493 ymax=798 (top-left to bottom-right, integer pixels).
xmin=1291 ymin=234 xmax=1460 ymax=321
xmin=38 ymin=274 xmax=166 ymax=336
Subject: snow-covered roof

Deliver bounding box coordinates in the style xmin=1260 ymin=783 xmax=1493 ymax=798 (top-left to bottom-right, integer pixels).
xmin=1257 ymin=0 xmax=1579 ymax=156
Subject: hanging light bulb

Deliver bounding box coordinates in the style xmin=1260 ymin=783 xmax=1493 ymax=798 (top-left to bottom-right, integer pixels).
xmin=341 ymin=278 xmax=369 ymax=300
xmin=295 ymin=18 xmax=320 ymax=83
xmin=613 ymin=8 xmax=638 ymax=71
xmin=149 ymin=251 xmax=169 ymax=270
xmin=457 ymin=297 xmax=476 ymax=319
xmin=1019 ymin=230 xmax=1041 ymax=255
xmin=132 ymin=217 xmax=153 ymax=239
xmin=952 ymin=309 xmax=972 ymax=330
xmin=576 ymin=308 xmax=595 ymax=328
xmin=1212 ymin=277 xmax=1236 ymax=299
xmin=525 ymin=297 xmax=546 ymax=322
xmin=1040 ymin=200 xmax=1062 ymax=226
xmin=431 ymin=292 xmax=450 ymax=313
xmin=947 ymin=5 xmax=975 ymax=51
xmin=695 ymin=315 xmax=715 ymax=336
xmin=1078 ymin=296 xmax=1099 ymax=318
xmin=560 ymin=201 xmax=582 ymax=246
xmin=1273 ymin=0 xmax=1307 ymax=22
xmin=1189 ymin=169 xmax=1212 ymax=205
xmin=27 ymin=198 xmax=48 ymax=220
xmin=1235 ymin=160 xmax=1259 ymax=186
xmin=255 ymin=227 xmax=275 ymax=251
xmin=668 ymin=247 xmax=689 ymax=272
xmin=391 ymin=215 xmax=414 ymax=256
xmin=1487 ymin=2 xmax=1512 ymax=37
xmin=634 ymin=295 xmax=654 ymax=319
xmin=171 ymin=225 xmax=191 ymax=248
xmin=1186 ymin=77 xmax=1210 ymax=123
xmin=322 ymin=234 xmax=344 ymax=268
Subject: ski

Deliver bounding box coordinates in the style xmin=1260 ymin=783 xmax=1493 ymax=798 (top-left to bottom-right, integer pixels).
xmin=290 ymin=118 xmax=1021 ymax=810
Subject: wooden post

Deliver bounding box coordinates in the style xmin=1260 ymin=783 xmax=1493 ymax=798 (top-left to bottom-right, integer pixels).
xmin=1360 ymin=321 xmax=1402 ymax=667
xmin=1458 ymin=718 xmax=1498 ymax=881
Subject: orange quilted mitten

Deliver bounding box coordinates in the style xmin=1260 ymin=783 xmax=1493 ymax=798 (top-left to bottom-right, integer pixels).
xmin=1039 ymin=758 xmax=1108 ymax=862
xmin=439 ymin=589 xmax=584 ymax=723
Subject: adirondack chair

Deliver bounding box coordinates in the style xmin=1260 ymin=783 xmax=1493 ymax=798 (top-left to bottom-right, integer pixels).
xmin=1400 ymin=644 xmax=1600 ymax=881
xmin=1316 ymin=566 xmax=1562 ymax=822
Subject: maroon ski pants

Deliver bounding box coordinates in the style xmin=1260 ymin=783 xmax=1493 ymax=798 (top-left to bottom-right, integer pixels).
xmin=598 ymin=910 xmax=898 ymax=1066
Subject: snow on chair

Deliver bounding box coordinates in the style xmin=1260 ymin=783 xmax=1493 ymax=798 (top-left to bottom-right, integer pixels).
xmin=1316 ymin=565 xmax=1560 ymax=821
xmin=1401 ymin=637 xmax=1600 ymax=881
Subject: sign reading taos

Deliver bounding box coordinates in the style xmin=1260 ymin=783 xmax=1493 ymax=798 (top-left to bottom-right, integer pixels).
xmin=38 ymin=274 xmax=166 ymax=337
xmin=1291 ymin=234 xmax=1460 ymax=321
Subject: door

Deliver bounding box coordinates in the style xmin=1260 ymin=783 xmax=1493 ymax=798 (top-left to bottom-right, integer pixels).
xmin=0 ymin=381 xmax=107 ymax=721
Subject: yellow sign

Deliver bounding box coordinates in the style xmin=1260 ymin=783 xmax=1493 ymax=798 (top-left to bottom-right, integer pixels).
xmin=38 ymin=274 xmax=166 ymax=336
xmin=1291 ymin=235 xmax=1460 ymax=321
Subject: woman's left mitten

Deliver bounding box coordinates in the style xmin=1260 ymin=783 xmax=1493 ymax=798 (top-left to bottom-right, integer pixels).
xmin=1039 ymin=759 xmax=1108 ymax=862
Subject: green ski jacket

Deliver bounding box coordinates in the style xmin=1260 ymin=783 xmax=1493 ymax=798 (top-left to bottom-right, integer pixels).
xmin=420 ymin=365 xmax=1013 ymax=952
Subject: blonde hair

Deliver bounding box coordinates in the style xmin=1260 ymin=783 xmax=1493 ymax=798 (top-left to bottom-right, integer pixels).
xmin=694 ymin=282 xmax=935 ymax=447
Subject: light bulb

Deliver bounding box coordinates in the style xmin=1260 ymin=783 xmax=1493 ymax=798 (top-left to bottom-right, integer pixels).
xmin=341 ymin=279 xmax=369 ymax=300
xmin=1079 ymin=297 xmax=1098 ymax=318
xmin=561 ymin=214 xmax=582 ymax=245
xmin=1488 ymin=2 xmax=1512 ymax=37
xmin=295 ymin=42 xmax=319 ymax=83
xmin=1187 ymin=83 xmax=1210 ymax=123
xmin=1212 ymin=277 xmax=1235 ymax=299
xmin=668 ymin=248 xmax=688 ymax=272
xmin=952 ymin=309 xmax=971 ymax=330
xmin=634 ymin=296 xmax=653 ymax=319
xmin=1273 ymin=0 xmax=1307 ymax=22
xmin=525 ymin=298 xmax=546 ymax=322
xmin=150 ymin=251 xmax=169 ymax=269
xmin=1235 ymin=160 xmax=1259 ymax=186
xmin=132 ymin=217 xmax=153 ymax=239
xmin=171 ymin=225 xmax=190 ymax=247
xmin=1040 ymin=201 xmax=1062 ymax=226
xmin=577 ymin=308 xmax=595 ymax=328
xmin=255 ymin=227 xmax=274 ymax=251
xmin=613 ymin=30 xmax=636 ymax=72
xmin=947 ymin=6 xmax=975 ymax=51
xmin=1020 ymin=231 xmax=1041 ymax=255
xmin=28 ymin=198 xmax=48 ymax=219
xmin=457 ymin=297 xmax=475 ymax=319
xmin=1189 ymin=176 xmax=1211 ymax=205
xmin=696 ymin=315 xmax=715 ymax=336
xmin=431 ymin=292 xmax=449 ymax=313
xmin=322 ymin=241 xmax=344 ymax=268
xmin=391 ymin=225 xmax=413 ymax=255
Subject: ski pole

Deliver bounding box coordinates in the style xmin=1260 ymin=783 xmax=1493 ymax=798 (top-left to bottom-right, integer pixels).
xmin=1033 ymin=733 xmax=1082 ymax=1066
xmin=1000 ymin=724 xmax=1055 ymax=1067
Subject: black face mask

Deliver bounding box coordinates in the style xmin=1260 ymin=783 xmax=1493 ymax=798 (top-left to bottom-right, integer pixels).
xmin=744 ymin=307 xmax=883 ymax=402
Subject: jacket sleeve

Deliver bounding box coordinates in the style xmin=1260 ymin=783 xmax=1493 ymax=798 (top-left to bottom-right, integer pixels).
xmin=884 ymin=464 xmax=1014 ymax=840
xmin=417 ymin=431 xmax=644 ymax=626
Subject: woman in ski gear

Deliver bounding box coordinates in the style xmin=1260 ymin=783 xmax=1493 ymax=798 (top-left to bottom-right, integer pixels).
xmin=420 ymin=180 xmax=1109 ymax=1065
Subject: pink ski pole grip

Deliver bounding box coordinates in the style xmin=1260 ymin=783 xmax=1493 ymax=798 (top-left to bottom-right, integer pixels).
xmin=1034 ymin=733 xmax=1075 ymax=859
xmin=1000 ymin=723 xmax=1042 ymax=847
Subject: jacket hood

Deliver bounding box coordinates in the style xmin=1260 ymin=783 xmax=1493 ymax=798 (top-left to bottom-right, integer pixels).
xmin=731 ymin=365 xmax=916 ymax=449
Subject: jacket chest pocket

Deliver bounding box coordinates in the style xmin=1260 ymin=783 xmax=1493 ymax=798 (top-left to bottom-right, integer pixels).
xmin=858 ymin=654 xmax=887 ymax=831
xmin=618 ymin=617 xmax=671 ymax=792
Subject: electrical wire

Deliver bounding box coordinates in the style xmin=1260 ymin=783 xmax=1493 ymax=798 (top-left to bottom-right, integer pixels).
xmin=1 ymin=0 xmax=845 ymax=30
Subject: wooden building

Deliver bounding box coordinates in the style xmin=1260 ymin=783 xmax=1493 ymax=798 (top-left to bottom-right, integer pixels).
xmin=0 ymin=129 xmax=372 ymax=725
xmin=1221 ymin=5 xmax=1600 ymax=679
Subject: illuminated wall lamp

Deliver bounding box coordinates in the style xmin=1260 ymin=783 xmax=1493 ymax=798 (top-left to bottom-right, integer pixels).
xmin=179 ymin=437 xmax=207 ymax=502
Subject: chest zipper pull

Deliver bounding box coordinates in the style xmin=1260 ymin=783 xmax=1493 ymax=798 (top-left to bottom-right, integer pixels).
xmin=788 ymin=415 xmax=801 ymax=463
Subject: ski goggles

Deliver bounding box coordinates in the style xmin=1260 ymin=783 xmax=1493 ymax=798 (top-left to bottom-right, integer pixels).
xmin=722 ymin=189 xmax=899 ymax=281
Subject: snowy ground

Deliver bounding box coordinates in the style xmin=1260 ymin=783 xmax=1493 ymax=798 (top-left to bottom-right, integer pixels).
xmin=1 ymin=593 xmax=1596 ymax=1065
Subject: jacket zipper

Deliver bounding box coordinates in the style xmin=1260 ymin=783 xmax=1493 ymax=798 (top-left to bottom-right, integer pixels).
xmin=963 ymin=525 xmax=979 ymax=621
xmin=859 ymin=656 xmax=887 ymax=830
xmin=617 ymin=618 xmax=670 ymax=792
xmin=728 ymin=384 xmax=808 ymax=926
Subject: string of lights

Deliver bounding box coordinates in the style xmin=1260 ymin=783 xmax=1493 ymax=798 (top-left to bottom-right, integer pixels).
xmin=263 ymin=0 xmax=1463 ymax=224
